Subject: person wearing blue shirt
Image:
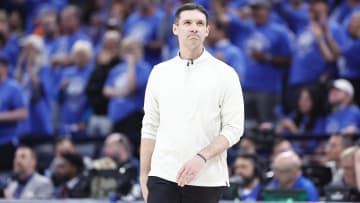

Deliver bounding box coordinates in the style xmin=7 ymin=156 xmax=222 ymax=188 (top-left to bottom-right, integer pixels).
xmin=273 ymin=0 xmax=309 ymax=35
xmin=0 ymin=56 xmax=27 ymax=171
xmin=267 ymin=151 xmax=319 ymax=202
xmin=324 ymin=79 xmax=360 ymax=134
xmin=103 ymin=38 xmax=150 ymax=150
xmin=207 ymin=19 xmax=246 ymax=79
xmin=223 ymin=153 xmax=264 ymax=201
xmin=339 ymin=12 xmax=360 ymax=106
xmin=15 ymin=35 xmax=54 ymax=136
xmin=52 ymin=6 xmax=91 ymax=68
xmin=58 ymin=41 xmax=94 ymax=136
xmin=219 ymin=0 xmax=292 ymax=124
xmin=0 ymin=14 xmax=20 ymax=76
xmin=123 ymin=0 xmax=164 ymax=66
xmin=287 ymin=0 xmax=347 ymax=112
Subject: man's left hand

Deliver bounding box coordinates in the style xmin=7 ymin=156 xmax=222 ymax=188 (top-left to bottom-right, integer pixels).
xmin=176 ymin=155 xmax=206 ymax=187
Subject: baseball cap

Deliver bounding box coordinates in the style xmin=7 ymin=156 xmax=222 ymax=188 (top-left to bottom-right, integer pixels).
xmin=250 ymin=0 xmax=271 ymax=9
xmin=332 ymin=79 xmax=354 ymax=97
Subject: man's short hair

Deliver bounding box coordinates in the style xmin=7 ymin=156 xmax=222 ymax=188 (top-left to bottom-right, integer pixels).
xmin=174 ymin=3 xmax=209 ymax=25
xmin=61 ymin=152 xmax=84 ymax=172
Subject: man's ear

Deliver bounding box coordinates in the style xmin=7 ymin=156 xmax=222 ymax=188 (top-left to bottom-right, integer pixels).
xmin=173 ymin=24 xmax=178 ymax=36
xmin=205 ymin=25 xmax=210 ymax=37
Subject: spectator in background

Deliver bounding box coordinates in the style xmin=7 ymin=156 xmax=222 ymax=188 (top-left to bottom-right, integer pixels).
xmin=224 ymin=153 xmax=264 ymax=201
xmin=267 ymin=151 xmax=319 ymax=201
xmin=327 ymin=146 xmax=360 ymax=201
xmin=4 ymin=146 xmax=53 ymax=199
xmin=271 ymin=137 xmax=294 ymax=161
xmin=91 ymin=133 xmax=139 ymax=199
xmin=15 ymin=35 xmax=53 ymax=136
xmin=324 ymin=134 xmax=353 ymax=182
xmin=53 ymin=152 xmax=90 ymax=198
xmin=324 ymin=79 xmax=360 ymax=134
xmin=276 ymin=85 xmax=326 ymax=154
xmin=218 ymin=0 xmax=293 ymax=127
xmin=277 ymin=85 xmax=325 ymax=135
xmin=0 ymin=11 xmax=20 ymax=75
xmin=339 ymin=12 xmax=360 ymax=106
xmin=38 ymin=9 xmax=60 ymax=66
xmin=103 ymin=37 xmax=151 ymax=149
xmin=86 ymin=31 xmax=121 ymax=136
xmin=58 ymin=40 xmax=94 ymax=136
xmin=123 ymin=0 xmax=164 ymax=66
xmin=0 ymin=56 xmax=27 ymax=171
xmin=238 ymin=136 xmax=257 ymax=154
xmin=52 ymin=5 xmax=90 ymax=68
xmin=207 ymin=19 xmax=246 ymax=79
xmin=287 ymin=0 xmax=347 ymax=112
xmin=272 ymin=0 xmax=309 ymax=35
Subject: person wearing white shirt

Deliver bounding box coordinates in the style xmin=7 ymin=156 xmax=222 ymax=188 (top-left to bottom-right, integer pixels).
xmin=140 ymin=3 xmax=244 ymax=203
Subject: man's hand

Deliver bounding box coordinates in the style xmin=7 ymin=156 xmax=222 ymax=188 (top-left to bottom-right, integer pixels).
xmin=176 ymin=155 xmax=206 ymax=187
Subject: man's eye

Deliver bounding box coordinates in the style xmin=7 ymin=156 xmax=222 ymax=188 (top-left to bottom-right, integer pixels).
xmin=184 ymin=21 xmax=191 ymax=25
xmin=197 ymin=22 xmax=204 ymax=25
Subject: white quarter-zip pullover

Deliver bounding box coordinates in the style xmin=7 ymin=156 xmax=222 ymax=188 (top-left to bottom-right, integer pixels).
xmin=142 ymin=50 xmax=244 ymax=187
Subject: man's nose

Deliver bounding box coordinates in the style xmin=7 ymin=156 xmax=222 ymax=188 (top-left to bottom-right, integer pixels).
xmin=189 ymin=23 xmax=198 ymax=32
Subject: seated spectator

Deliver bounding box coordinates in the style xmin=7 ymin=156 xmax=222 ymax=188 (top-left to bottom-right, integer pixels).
xmin=276 ymin=85 xmax=325 ymax=135
xmin=46 ymin=137 xmax=77 ymax=178
xmin=324 ymin=134 xmax=353 ymax=182
xmin=57 ymin=40 xmax=94 ymax=136
xmin=324 ymin=79 xmax=360 ymax=134
xmin=327 ymin=146 xmax=360 ymax=201
xmin=271 ymin=137 xmax=294 ymax=161
xmin=238 ymin=136 xmax=257 ymax=154
xmin=85 ymin=31 xmax=122 ymax=136
xmin=103 ymin=37 xmax=151 ymax=149
xmin=4 ymin=146 xmax=54 ymax=199
xmin=53 ymin=152 xmax=90 ymax=198
xmin=15 ymin=35 xmax=54 ymax=136
xmin=266 ymin=151 xmax=319 ymax=201
xmin=0 ymin=56 xmax=27 ymax=171
xmin=276 ymin=85 xmax=326 ymax=153
xmin=91 ymin=133 xmax=139 ymax=199
xmin=223 ymin=153 xmax=264 ymax=201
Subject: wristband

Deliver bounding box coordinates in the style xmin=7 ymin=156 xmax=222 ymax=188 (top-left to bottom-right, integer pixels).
xmin=196 ymin=153 xmax=207 ymax=163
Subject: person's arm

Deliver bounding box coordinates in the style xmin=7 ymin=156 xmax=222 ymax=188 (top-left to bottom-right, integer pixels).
xmin=251 ymin=51 xmax=292 ymax=67
xmin=140 ymin=139 xmax=155 ymax=202
xmin=176 ymin=68 xmax=244 ymax=187
xmin=354 ymin=147 xmax=360 ymax=191
xmin=311 ymin=21 xmax=335 ymax=62
xmin=103 ymin=54 xmax=137 ymax=98
xmin=0 ymin=108 xmax=27 ymax=122
xmin=324 ymin=23 xmax=342 ymax=60
xmin=140 ymin=68 xmax=159 ymax=202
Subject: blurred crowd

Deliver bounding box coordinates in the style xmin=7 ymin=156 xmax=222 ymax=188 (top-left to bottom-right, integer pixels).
xmin=1 ymin=0 xmax=360 ymax=201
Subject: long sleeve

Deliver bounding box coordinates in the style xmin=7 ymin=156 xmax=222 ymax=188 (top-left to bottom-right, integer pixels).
xmin=220 ymin=69 xmax=244 ymax=147
xmin=141 ymin=68 xmax=160 ymax=140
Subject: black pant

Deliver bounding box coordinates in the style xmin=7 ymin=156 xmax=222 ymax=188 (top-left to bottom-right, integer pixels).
xmin=147 ymin=176 xmax=225 ymax=203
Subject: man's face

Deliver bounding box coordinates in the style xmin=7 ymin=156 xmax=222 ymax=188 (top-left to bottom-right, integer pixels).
xmin=309 ymin=2 xmax=328 ymax=21
xmin=251 ymin=7 xmax=270 ymax=25
xmin=348 ymin=14 xmax=360 ymax=38
xmin=103 ymin=140 xmax=120 ymax=161
xmin=0 ymin=64 xmax=7 ymax=78
xmin=41 ymin=14 xmax=58 ymax=35
xmin=325 ymin=136 xmax=344 ymax=161
xmin=234 ymin=157 xmax=254 ymax=178
xmin=55 ymin=158 xmax=74 ymax=182
xmin=328 ymin=88 xmax=348 ymax=106
xmin=14 ymin=148 xmax=36 ymax=176
xmin=61 ymin=9 xmax=78 ymax=31
xmin=173 ymin=10 xmax=209 ymax=51
xmin=272 ymin=164 xmax=294 ymax=187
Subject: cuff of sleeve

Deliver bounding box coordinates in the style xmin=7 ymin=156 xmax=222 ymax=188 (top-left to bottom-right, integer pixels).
xmin=221 ymin=128 xmax=242 ymax=147
xmin=141 ymin=133 xmax=157 ymax=140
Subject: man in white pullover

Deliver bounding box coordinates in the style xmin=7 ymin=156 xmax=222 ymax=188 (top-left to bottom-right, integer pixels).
xmin=140 ymin=3 xmax=244 ymax=203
